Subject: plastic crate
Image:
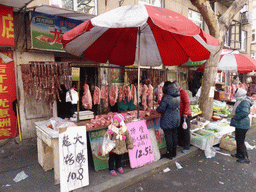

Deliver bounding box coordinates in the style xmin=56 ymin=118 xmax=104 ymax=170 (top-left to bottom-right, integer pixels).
xmin=190 ymin=129 xmax=214 ymax=150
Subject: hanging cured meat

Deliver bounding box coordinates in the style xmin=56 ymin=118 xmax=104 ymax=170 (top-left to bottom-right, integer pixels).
xmin=158 ymin=84 xmax=163 ymax=103
xmin=122 ymin=85 xmax=126 ymax=102
xmin=118 ymin=86 xmax=123 ymax=102
xmin=130 ymin=84 xmax=135 ymax=100
xmin=109 ymin=85 xmax=118 ymax=106
xmin=148 ymin=84 xmax=154 ymax=109
xmin=131 ymin=84 xmax=137 ymax=106
xmin=21 ymin=62 xmax=71 ymax=104
xmin=82 ymin=84 xmax=92 ymax=109
xmin=141 ymin=84 xmax=148 ymax=110
xmin=93 ymin=86 xmax=101 ymax=105
xmin=101 ymin=86 xmax=109 ymax=107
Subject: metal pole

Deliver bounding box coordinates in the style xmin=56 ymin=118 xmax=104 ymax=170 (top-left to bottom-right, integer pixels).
xmin=137 ymin=28 xmax=141 ymax=119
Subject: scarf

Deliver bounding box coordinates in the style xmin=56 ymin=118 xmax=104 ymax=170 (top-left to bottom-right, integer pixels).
xmin=108 ymin=124 xmax=127 ymax=140
xmin=231 ymin=88 xmax=248 ymax=116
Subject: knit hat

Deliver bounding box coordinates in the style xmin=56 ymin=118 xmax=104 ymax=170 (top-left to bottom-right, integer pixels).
xmin=112 ymin=113 xmax=125 ymax=126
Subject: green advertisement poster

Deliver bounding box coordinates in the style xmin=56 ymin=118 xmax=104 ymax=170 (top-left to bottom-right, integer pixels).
xmin=88 ymin=128 xmax=109 ymax=171
xmin=110 ymin=64 xmax=124 ymax=83
xmin=31 ymin=12 xmax=83 ymax=51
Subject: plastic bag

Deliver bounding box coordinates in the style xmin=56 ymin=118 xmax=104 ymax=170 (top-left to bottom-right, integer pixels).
xmin=204 ymin=146 xmax=216 ymax=158
xmin=182 ymin=118 xmax=187 ymax=129
xmin=102 ymin=132 xmax=115 ymax=156
xmin=66 ymin=88 xmax=79 ymax=104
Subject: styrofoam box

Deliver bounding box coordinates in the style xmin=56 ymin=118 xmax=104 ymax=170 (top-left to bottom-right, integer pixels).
xmin=190 ymin=129 xmax=214 ymax=150
xmin=74 ymin=110 xmax=94 ymax=120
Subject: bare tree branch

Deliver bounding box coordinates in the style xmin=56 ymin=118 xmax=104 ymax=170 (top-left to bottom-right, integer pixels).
xmin=190 ymin=0 xmax=219 ymax=38
xmin=218 ymin=0 xmax=248 ymax=31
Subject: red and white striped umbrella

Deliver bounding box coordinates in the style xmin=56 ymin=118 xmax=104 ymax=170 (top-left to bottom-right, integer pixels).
xmin=197 ymin=54 xmax=256 ymax=73
xmin=62 ymin=4 xmax=220 ymax=67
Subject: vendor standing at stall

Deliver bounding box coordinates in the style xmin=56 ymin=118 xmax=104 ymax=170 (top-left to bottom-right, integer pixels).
xmin=173 ymin=80 xmax=192 ymax=153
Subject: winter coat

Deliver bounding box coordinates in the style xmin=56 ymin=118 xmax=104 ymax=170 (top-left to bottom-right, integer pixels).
xmin=108 ymin=125 xmax=134 ymax=155
xmin=156 ymin=83 xmax=180 ymax=129
xmin=230 ymin=97 xmax=252 ymax=130
xmin=179 ymin=88 xmax=191 ymax=117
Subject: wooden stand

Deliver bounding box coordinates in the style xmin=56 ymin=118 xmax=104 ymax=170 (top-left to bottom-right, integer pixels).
xmin=35 ymin=121 xmax=60 ymax=185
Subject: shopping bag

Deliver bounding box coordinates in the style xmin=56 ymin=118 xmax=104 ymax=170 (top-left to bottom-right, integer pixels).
xmin=102 ymin=132 xmax=115 ymax=156
xmin=182 ymin=118 xmax=187 ymax=129
xmin=219 ymin=134 xmax=237 ymax=151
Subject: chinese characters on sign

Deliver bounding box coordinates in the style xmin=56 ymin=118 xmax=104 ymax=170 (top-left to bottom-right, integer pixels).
xmin=126 ymin=120 xmax=154 ymax=168
xmin=0 ymin=51 xmax=17 ymax=140
xmin=31 ymin=12 xmax=83 ymax=51
xmin=59 ymin=126 xmax=89 ymax=192
xmin=0 ymin=6 xmax=14 ymax=46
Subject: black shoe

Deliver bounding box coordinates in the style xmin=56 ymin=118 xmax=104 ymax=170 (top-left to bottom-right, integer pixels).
xmin=161 ymin=152 xmax=170 ymax=159
xmin=231 ymin=154 xmax=240 ymax=158
xmin=236 ymin=158 xmax=250 ymax=164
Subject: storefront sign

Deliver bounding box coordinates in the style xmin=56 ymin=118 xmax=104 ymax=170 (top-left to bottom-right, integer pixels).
xmin=72 ymin=67 xmax=80 ymax=81
xmin=127 ymin=120 xmax=154 ymax=168
xmin=31 ymin=12 xmax=83 ymax=51
xmin=0 ymin=51 xmax=17 ymax=140
xmin=59 ymin=126 xmax=89 ymax=192
xmin=0 ymin=6 xmax=14 ymax=47
xmin=88 ymin=128 xmax=109 ymax=171
xmin=146 ymin=117 xmax=166 ymax=149
xmin=186 ymin=60 xmax=206 ymax=66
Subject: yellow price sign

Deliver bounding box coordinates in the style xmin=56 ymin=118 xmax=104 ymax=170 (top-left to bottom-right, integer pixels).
xmin=72 ymin=67 xmax=80 ymax=81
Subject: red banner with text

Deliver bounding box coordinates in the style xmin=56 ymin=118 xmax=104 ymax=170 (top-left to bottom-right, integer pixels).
xmin=0 ymin=6 xmax=14 ymax=47
xmin=0 ymin=51 xmax=17 ymax=140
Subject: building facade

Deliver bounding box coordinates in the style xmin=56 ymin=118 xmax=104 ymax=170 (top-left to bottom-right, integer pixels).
xmin=0 ymin=0 xmax=253 ymax=142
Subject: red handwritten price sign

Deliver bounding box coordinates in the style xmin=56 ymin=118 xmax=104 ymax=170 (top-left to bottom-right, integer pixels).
xmin=59 ymin=126 xmax=89 ymax=192
xmin=126 ymin=120 xmax=154 ymax=168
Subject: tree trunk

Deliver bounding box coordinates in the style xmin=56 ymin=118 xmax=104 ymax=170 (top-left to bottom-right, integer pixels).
xmin=191 ymin=0 xmax=248 ymax=120
xmin=199 ymin=52 xmax=221 ymax=120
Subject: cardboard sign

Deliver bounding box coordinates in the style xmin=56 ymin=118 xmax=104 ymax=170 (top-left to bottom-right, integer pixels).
xmin=59 ymin=126 xmax=89 ymax=192
xmin=127 ymin=120 xmax=154 ymax=168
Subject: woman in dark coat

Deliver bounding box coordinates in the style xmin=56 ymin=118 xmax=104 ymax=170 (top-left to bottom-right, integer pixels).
xmin=156 ymin=81 xmax=180 ymax=159
xmin=230 ymin=88 xmax=253 ymax=164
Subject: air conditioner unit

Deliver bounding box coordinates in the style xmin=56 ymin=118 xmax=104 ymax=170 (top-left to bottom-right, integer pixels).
xmin=241 ymin=11 xmax=252 ymax=25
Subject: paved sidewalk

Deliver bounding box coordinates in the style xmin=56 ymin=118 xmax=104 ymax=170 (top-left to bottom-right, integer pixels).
xmin=0 ymin=137 xmax=201 ymax=192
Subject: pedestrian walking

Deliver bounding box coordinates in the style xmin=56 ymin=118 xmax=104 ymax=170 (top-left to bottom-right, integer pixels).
xmin=230 ymin=88 xmax=253 ymax=164
xmin=173 ymin=80 xmax=192 ymax=153
xmin=156 ymin=81 xmax=180 ymax=159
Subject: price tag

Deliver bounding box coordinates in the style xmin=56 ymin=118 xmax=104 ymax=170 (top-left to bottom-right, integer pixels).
xmin=126 ymin=120 xmax=154 ymax=168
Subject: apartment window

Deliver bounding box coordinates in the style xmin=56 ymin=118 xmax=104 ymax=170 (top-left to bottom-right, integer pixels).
xmin=139 ymin=0 xmax=162 ymax=7
xmin=241 ymin=30 xmax=247 ymax=52
xmin=188 ymin=9 xmax=204 ymax=29
xmin=251 ymin=52 xmax=255 ymax=59
xmin=252 ymin=29 xmax=256 ymax=42
xmin=224 ymin=29 xmax=230 ymax=47
xmin=52 ymin=0 xmax=97 ymax=15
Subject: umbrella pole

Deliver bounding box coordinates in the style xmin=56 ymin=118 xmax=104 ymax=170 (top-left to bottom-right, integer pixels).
xmin=137 ymin=28 xmax=141 ymax=119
